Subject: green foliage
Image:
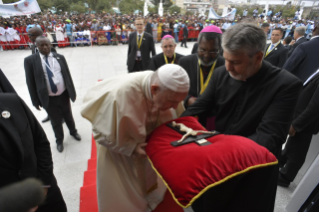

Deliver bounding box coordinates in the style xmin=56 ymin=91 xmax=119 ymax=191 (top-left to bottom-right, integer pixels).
xmin=119 ymin=0 xmax=143 ymax=14
xmin=168 ymin=5 xmax=181 ymax=14
xmin=70 ymin=1 xmax=87 ymax=14
xmin=37 ymin=0 xmax=53 ymax=11
xmin=2 ymin=0 xmax=15 ymax=3
xmin=149 ymin=0 xmax=173 ymax=10
xmin=53 ymin=0 xmax=70 ymax=12
xmin=96 ymin=0 xmax=113 ymax=13
xmin=185 ymin=10 xmax=194 ymax=16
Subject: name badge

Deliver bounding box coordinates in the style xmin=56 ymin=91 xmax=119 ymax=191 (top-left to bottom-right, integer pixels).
xmin=137 ymin=50 xmax=141 ymax=58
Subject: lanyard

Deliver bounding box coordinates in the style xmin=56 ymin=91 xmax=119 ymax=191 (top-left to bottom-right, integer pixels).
xmin=136 ymin=33 xmax=144 ymax=50
xmin=164 ymin=53 xmax=176 ymax=64
xmin=198 ymin=59 xmax=217 ymax=95
xmin=41 ymin=55 xmax=55 ymax=77
xmin=265 ymin=42 xmax=280 ymax=58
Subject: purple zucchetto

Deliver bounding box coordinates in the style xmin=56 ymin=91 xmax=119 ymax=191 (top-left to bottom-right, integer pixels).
xmin=200 ymin=25 xmax=223 ymax=34
xmin=162 ymin=35 xmax=174 ymax=39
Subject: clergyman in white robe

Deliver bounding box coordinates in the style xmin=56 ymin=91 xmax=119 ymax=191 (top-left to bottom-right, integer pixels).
xmin=81 ymin=69 xmax=187 ymax=212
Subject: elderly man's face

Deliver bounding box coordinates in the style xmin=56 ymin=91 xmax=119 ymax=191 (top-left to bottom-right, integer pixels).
xmin=161 ymin=38 xmax=176 ymax=58
xmin=37 ymin=39 xmax=51 ymax=56
xmin=198 ymin=37 xmax=220 ymax=66
xmin=151 ymin=87 xmax=187 ymax=111
xmin=271 ymin=29 xmax=282 ymax=44
xmin=223 ymin=50 xmax=263 ymax=81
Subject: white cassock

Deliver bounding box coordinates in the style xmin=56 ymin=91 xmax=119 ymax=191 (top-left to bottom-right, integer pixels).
xmin=55 ymin=26 xmax=64 ymax=42
xmin=81 ymin=71 xmax=185 ymax=212
xmin=0 ymin=27 xmax=7 ymax=42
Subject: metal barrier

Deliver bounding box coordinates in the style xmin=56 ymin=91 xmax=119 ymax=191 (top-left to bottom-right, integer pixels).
xmin=0 ymin=28 xmax=201 ymax=50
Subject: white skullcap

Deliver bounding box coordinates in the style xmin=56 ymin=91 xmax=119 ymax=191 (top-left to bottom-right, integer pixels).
xmin=157 ymin=64 xmax=190 ymax=93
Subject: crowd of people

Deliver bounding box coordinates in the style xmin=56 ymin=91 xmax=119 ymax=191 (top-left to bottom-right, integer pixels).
xmin=0 ymin=8 xmax=318 ymax=50
xmin=1 ymin=6 xmax=319 ymax=212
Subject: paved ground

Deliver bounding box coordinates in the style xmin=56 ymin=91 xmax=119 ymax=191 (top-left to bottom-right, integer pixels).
xmin=0 ymin=41 xmax=302 ymax=212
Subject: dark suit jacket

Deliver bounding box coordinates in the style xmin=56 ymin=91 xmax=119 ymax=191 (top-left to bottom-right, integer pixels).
xmin=287 ymin=37 xmax=307 ymax=57
xmin=263 ymin=43 xmax=288 ymax=68
xmin=179 ymin=54 xmax=225 ymax=105
xmin=24 ymin=52 xmax=76 ymax=110
xmin=283 ymin=37 xmax=319 ymax=83
xmin=0 ymin=94 xmax=53 ymax=188
xmin=0 ymin=69 xmax=16 ymax=93
xmin=182 ymin=61 xmax=302 ymax=156
xmin=145 ymin=23 xmax=153 ymax=35
xmin=292 ymin=73 xmax=319 ymax=134
xmin=183 ymin=27 xmax=188 ymax=38
xmin=0 ymin=93 xmax=66 ymax=211
xmin=191 ymin=43 xmax=198 ymax=54
xmin=127 ymin=32 xmax=156 ymax=73
xmin=148 ymin=52 xmax=184 ymax=71
xmin=31 ymin=45 xmax=57 ymax=55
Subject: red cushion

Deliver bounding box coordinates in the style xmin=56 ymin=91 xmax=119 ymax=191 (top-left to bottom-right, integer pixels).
xmin=145 ymin=116 xmax=278 ymax=208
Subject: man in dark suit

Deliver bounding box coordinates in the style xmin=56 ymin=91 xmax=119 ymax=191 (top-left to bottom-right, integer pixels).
xmin=263 ymin=28 xmax=288 ymax=68
xmin=180 ymin=23 xmax=188 ymax=48
xmin=28 ymin=27 xmax=57 ymax=123
xmin=179 ymin=26 xmax=225 ymax=128
xmin=287 ymin=26 xmax=307 ymax=57
xmin=283 ymin=23 xmax=319 ymax=83
xmin=28 ymin=27 xmax=57 ymax=55
xmin=278 ymin=70 xmax=319 ymax=187
xmin=127 ymin=17 xmax=156 ymax=73
xmin=145 ymin=18 xmax=153 ymax=36
xmin=0 ymin=69 xmax=67 ymax=212
xmin=148 ymin=35 xmax=183 ymax=71
xmin=24 ymin=36 xmax=81 ymax=152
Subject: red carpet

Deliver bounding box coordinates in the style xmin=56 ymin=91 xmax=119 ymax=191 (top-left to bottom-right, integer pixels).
xmin=79 ymin=136 xmax=184 ymax=212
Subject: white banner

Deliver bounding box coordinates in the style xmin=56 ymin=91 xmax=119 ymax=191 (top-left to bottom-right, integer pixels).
xmin=0 ymin=0 xmax=41 ymax=16
xmin=208 ymin=7 xmax=236 ymax=21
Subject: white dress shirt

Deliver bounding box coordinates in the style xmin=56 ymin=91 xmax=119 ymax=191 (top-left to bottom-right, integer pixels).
xmin=39 ymin=52 xmax=66 ymax=96
xmin=311 ymin=35 xmax=319 ymax=40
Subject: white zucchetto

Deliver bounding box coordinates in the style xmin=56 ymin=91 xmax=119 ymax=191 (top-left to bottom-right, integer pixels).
xmin=157 ymin=64 xmax=190 ymax=93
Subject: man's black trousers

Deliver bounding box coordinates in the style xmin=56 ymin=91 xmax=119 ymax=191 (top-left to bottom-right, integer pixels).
xmin=280 ymin=132 xmax=313 ymax=182
xmin=45 ymin=90 xmax=77 ymax=144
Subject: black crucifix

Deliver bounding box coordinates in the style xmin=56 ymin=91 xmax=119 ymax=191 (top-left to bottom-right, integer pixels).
xmin=167 ymin=121 xmax=220 ymax=147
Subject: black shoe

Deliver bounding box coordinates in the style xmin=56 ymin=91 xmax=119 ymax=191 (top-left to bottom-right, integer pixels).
xmin=57 ymin=143 xmax=64 ymax=152
xmin=185 ymin=46 xmax=188 ymax=48
xmin=277 ymin=173 xmax=290 ymax=187
xmin=71 ymin=133 xmax=81 ymax=141
xmin=42 ymin=116 xmax=50 ymax=123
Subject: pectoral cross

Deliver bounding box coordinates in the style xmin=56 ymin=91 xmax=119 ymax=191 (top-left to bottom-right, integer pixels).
xmin=168 ymin=121 xmax=219 ymax=147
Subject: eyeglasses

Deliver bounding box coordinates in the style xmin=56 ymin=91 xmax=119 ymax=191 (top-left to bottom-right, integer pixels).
xmin=198 ymin=48 xmax=219 ymax=55
xmin=28 ymin=33 xmax=36 ymax=37
xmin=135 ymin=24 xmax=143 ymax=26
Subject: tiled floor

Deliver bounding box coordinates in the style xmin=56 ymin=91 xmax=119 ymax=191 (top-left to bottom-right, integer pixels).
xmin=0 ymin=41 xmax=301 ymax=212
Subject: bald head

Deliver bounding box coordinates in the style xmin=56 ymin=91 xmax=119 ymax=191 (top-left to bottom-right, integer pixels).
xmin=28 ymin=27 xmax=43 ymax=42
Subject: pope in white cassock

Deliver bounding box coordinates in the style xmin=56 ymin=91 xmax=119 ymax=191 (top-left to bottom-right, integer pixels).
xmin=81 ymin=64 xmax=190 ymax=212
